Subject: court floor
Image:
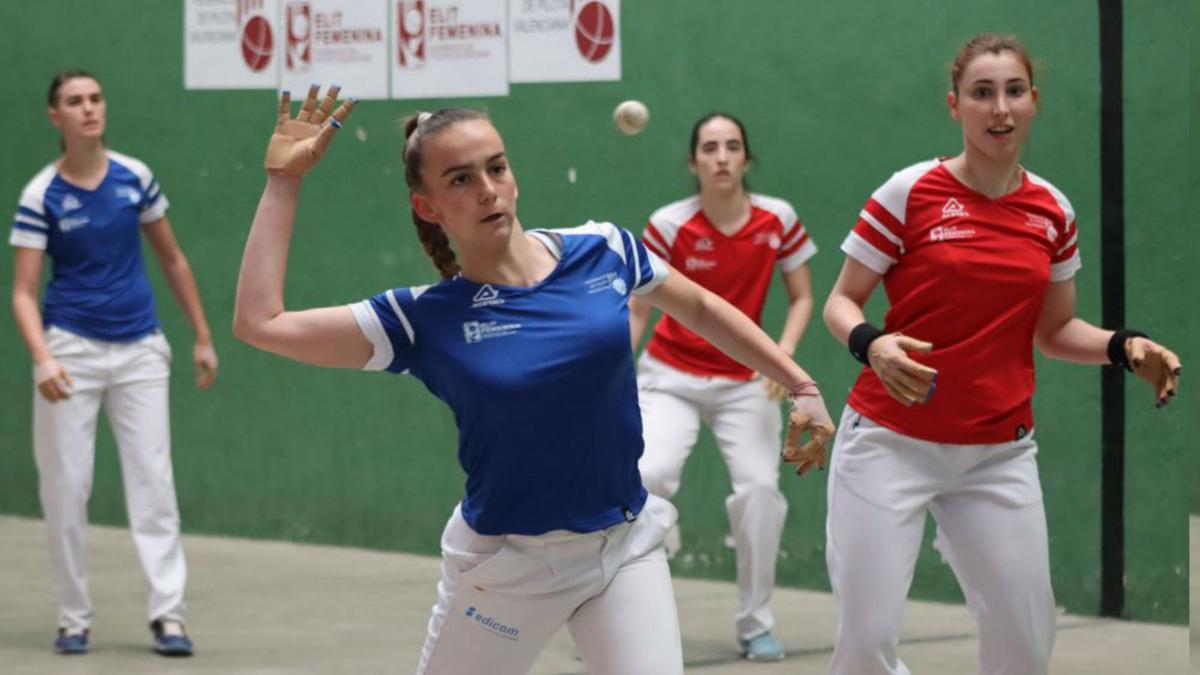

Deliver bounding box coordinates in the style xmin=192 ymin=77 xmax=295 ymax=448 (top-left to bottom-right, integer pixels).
xmin=0 ymin=515 xmax=1189 ymax=674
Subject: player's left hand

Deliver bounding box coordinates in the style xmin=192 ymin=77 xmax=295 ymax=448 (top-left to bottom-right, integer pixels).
xmin=1125 ymin=336 xmax=1181 ymax=408
xmin=193 ymin=339 xmax=218 ymax=390
xmin=781 ymin=387 xmax=836 ymax=477
xmin=762 ymin=376 xmax=788 ymax=402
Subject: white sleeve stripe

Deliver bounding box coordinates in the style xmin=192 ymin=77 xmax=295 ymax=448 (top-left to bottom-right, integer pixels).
xmin=386 ymin=289 xmax=416 ymax=345
xmin=1056 ymin=233 xmax=1078 ymax=255
xmin=779 ymin=239 xmax=818 ymax=272
xmin=644 ymin=238 xmax=669 ymax=259
xmin=624 ymin=228 xmax=643 ymax=289
xmin=841 ymin=232 xmax=897 ymax=275
xmin=782 ymin=225 xmax=807 ymax=247
xmin=15 ymin=214 xmax=48 ymax=229
xmin=861 ymin=210 xmax=903 ymax=247
xmin=348 ymin=301 xmax=394 ymax=371
xmin=9 ymin=228 xmax=48 ymax=249
xmin=632 ymin=250 xmax=669 ymax=295
xmin=1049 ymin=253 xmax=1082 ymax=282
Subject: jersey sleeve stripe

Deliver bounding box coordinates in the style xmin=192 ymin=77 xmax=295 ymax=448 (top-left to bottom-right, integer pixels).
xmin=779 ymin=231 xmax=810 ymax=257
xmin=1054 ymin=233 xmax=1078 ymax=257
xmin=632 ymin=248 xmax=669 ymax=295
xmin=9 ymin=228 xmax=47 ymax=249
xmin=852 ymin=218 xmax=902 ymax=259
xmin=644 ymin=225 xmax=671 ymax=259
xmin=624 ymin=228 xmax=644 ymax=290
xmin=781 ymin=224 xmax=807 ymax=249
xmin=139 ymin=195 xmax=169 ymax=224
xmin=861 ymin=206 xmax=904 ymax=246
xmin=1049 ymin=252 xmax=1082 ymax=282
xmin=841 ymin=231 xmax=896 ymax=274
xmin=779 ymin=238 xmax=818 ymax=272
xmin=348 ymin=301 xmax=395 ymax=371
xmin=385 ymin=289 xmax=416 ymax=345
xmin=15 ymin=213 xmax=48 ymax=230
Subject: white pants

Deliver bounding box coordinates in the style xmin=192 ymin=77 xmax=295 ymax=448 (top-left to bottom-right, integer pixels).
xmin=826 ymin=406 xmax=1056 ymax=675
xmin=416 ymin=495 xmax=683 ymax=675
xmin=635 ymin=354 xmax=787 ymax=640
xmin=33 ymin=326 xmax=187 ymax=631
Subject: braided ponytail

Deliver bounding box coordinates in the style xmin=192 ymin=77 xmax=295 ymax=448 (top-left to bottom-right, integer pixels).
xmin=402 ymin=108 xmax=490 ymax=280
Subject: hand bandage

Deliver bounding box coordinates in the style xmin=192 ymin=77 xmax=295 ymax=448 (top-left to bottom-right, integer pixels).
xmin=781 ymin=383 xmax=836 ymax=477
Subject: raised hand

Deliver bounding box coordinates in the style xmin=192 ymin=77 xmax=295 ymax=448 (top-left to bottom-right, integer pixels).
xmin=264 ymin=84 xmax=356 ymax=177
xmin=867 ymin=333 xmax=938 ymax=406
xmin=1125 ymin=336 xmax=1182 ymax=408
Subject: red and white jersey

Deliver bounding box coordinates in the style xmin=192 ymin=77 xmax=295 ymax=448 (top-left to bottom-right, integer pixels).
xmin=843 ymin=159 xmax=1081 ymax=444
xmin=642 ymin=193 xmax=817 ymax=380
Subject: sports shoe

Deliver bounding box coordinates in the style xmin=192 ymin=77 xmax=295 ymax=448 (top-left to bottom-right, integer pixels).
xmin=54 ymin=627 xmax=89 ymax=655
xmin=738 ymin=631 xmax=785 ymax=662
xmin=151 ymin=619 xmax=194 ymax=657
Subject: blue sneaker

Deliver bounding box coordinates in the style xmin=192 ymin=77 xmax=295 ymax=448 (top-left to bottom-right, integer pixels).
xmin=738 ymin=631 xmax=785 ymax=662
xmin=54 ymin=628 xmax=89 ymax=655
xmin=151 ymin=619 xmax=194 ymax=657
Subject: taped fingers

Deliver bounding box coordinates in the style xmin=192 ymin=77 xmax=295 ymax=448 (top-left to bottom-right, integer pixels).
xmin=310 ymin=84 xmax=341 ymax=125
xmin=313 ymin=98 xmax=357 ymax=154
xmin=277 ymin=90 xmax=291 ymax=122
xmin=296 ymin=83 xmax=321 ymax=122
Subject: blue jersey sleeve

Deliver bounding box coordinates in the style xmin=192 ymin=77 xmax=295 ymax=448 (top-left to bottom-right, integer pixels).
xmin=616 ymin=224 xmax=669 ymax=295
xmin=348 ymin=287 xmax=419 ymax=374
xmin=10 ymin=165 xmax=56 ymax=250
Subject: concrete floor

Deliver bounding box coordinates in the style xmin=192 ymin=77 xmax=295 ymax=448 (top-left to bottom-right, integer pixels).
xmin=0 ymin=515 xmax=1189 ymax=674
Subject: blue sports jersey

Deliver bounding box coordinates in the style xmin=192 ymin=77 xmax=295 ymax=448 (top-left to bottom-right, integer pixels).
xmin=10 ymin=151 xmax=169 ymax=341
xmin=350 ymin=222 xmax=669 ymax=536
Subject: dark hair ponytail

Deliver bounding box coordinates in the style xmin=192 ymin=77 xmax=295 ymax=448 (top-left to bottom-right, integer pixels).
xmin=401 ymin=108 xmax=490 ymax=280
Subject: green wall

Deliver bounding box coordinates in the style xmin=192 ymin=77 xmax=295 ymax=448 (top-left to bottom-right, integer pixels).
xmin=0 ymin=0 xmax=1191 ymax=624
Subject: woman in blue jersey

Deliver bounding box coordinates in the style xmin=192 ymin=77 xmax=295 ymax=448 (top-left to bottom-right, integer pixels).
xmin=10 ymin=71 xmax=217 ymax=656
xmin=233 ymin=86 xmax=834 ymax=675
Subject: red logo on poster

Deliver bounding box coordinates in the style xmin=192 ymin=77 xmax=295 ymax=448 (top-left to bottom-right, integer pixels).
xmin=241 ymin=15 xmax=274 ymax=72
xmin=574 ymin=1 xmax=614 ymax=63
xmin=397 ymin=0 xmax=426 ymax=69
xmin=286 ymin=2 xmax=312 ymax=71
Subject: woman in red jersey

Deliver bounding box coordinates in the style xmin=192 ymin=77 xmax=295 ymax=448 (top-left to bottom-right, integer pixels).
xmin=820 ymin=33 xmax=1182 ymax=675
xmin=628 ymin=113 xmax=821 ymax=662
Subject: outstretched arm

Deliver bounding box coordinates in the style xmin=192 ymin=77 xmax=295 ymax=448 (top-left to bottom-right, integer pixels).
xmin=232 ymin=85 xmax=370 ymax=369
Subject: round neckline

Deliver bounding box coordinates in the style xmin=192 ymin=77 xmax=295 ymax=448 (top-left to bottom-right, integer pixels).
xmin=936 ymin=158 xmax=1027 ymax=202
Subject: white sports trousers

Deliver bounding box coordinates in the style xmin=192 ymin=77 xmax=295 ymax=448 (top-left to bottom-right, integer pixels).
xmin=415 ymin=494 xmax=683 ymax=675
xmin=635 ymin=353 xmax=788 ymax=641
xmin=33 ymin=326 xmax=187 ymax=630
xmin=826 ymin=405 xmax=1056 ymax=675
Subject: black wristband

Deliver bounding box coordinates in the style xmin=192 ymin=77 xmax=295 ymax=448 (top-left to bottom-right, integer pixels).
xmin=1107 ymin=329 xmax=1148 ymax=371
xmin=848 ymin=322 xmax=886 ymax=366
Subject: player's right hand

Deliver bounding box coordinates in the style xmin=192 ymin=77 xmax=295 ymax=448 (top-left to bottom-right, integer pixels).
xmin=264 ymin=84 xmax=356 ymax=178
xmin=867 ymin=333 xmax=938 ymax=407
xmin=781 ymin=388 xmax=836 ymax=477
xmin=35 ymin=357 xmax=74 ymax=403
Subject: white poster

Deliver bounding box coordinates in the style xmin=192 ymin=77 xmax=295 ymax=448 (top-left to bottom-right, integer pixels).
xmin=278 ymin=0 xmax=390 ymax=100
xmin=185 ymin=0 xmax=281 ymax=89
xmin=509 ymin=0 xmax=620 ymax=83
xmin=391 ymin=0 xmax=509 ymax=99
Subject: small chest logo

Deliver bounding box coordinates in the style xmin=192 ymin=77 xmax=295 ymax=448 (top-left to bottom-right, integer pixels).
xmin=61 ymin=194 xmax=82 ymax=212
xmin=471 ymin=284 xmax=504 ymax=308
xmin=115 ymin=186 xmax=140 ymax=204
xmin=586 ymin=272 xmax=627 ymax=295
xmin=694 ymin=237 xmax=715 ymax=252
xmin=1023 ymin=213 xmax=1058 ymax=241
xmin=941 ymin=198 xmax=968 ymax=219
xmin=684 ymin=257 xmax=717 ymax=271
xmin=463 ymin=320 xmax=522 ymax=344
xmin=929 ymin=225 xmax=976 ymax=242
xmin=753 ymin=232 xmax=782 ymax=249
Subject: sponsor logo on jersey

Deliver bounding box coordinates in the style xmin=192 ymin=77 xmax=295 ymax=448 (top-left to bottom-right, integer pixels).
xmin=471 ymin=284 xmax=504 ymax=308
xmin=1023 ymin=212 xmax=1058 ymax=241
xmin=694 ymin=237 xmax=714 ymax=252
xmin=465 ymin=606 xmax=520 ymax=640
xmin=941 ymin=198 xmax=968 ymax=219
xmin=462 ymin=320 xmax=521 ymax=344
xmin=684 ymin=257 xmax=717 ymax=271
xmin=61 ymin=194 xmax=82 ymax=212
xmin=753 ymin=232 xmax=782 ymax=250
xmin=59 ymin=216 xmax=90 ymax=233
xmin=585 ymin=272 xmax=626 ymax=295
xmin=929 ymin=225 xmax=976 ymax=242
xmin=116 ymin=186 xmax=141 ymax=204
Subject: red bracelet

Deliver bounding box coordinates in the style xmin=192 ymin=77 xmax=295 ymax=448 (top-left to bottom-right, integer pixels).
xmin=788 ymin=381 xmax=820 ymax=398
